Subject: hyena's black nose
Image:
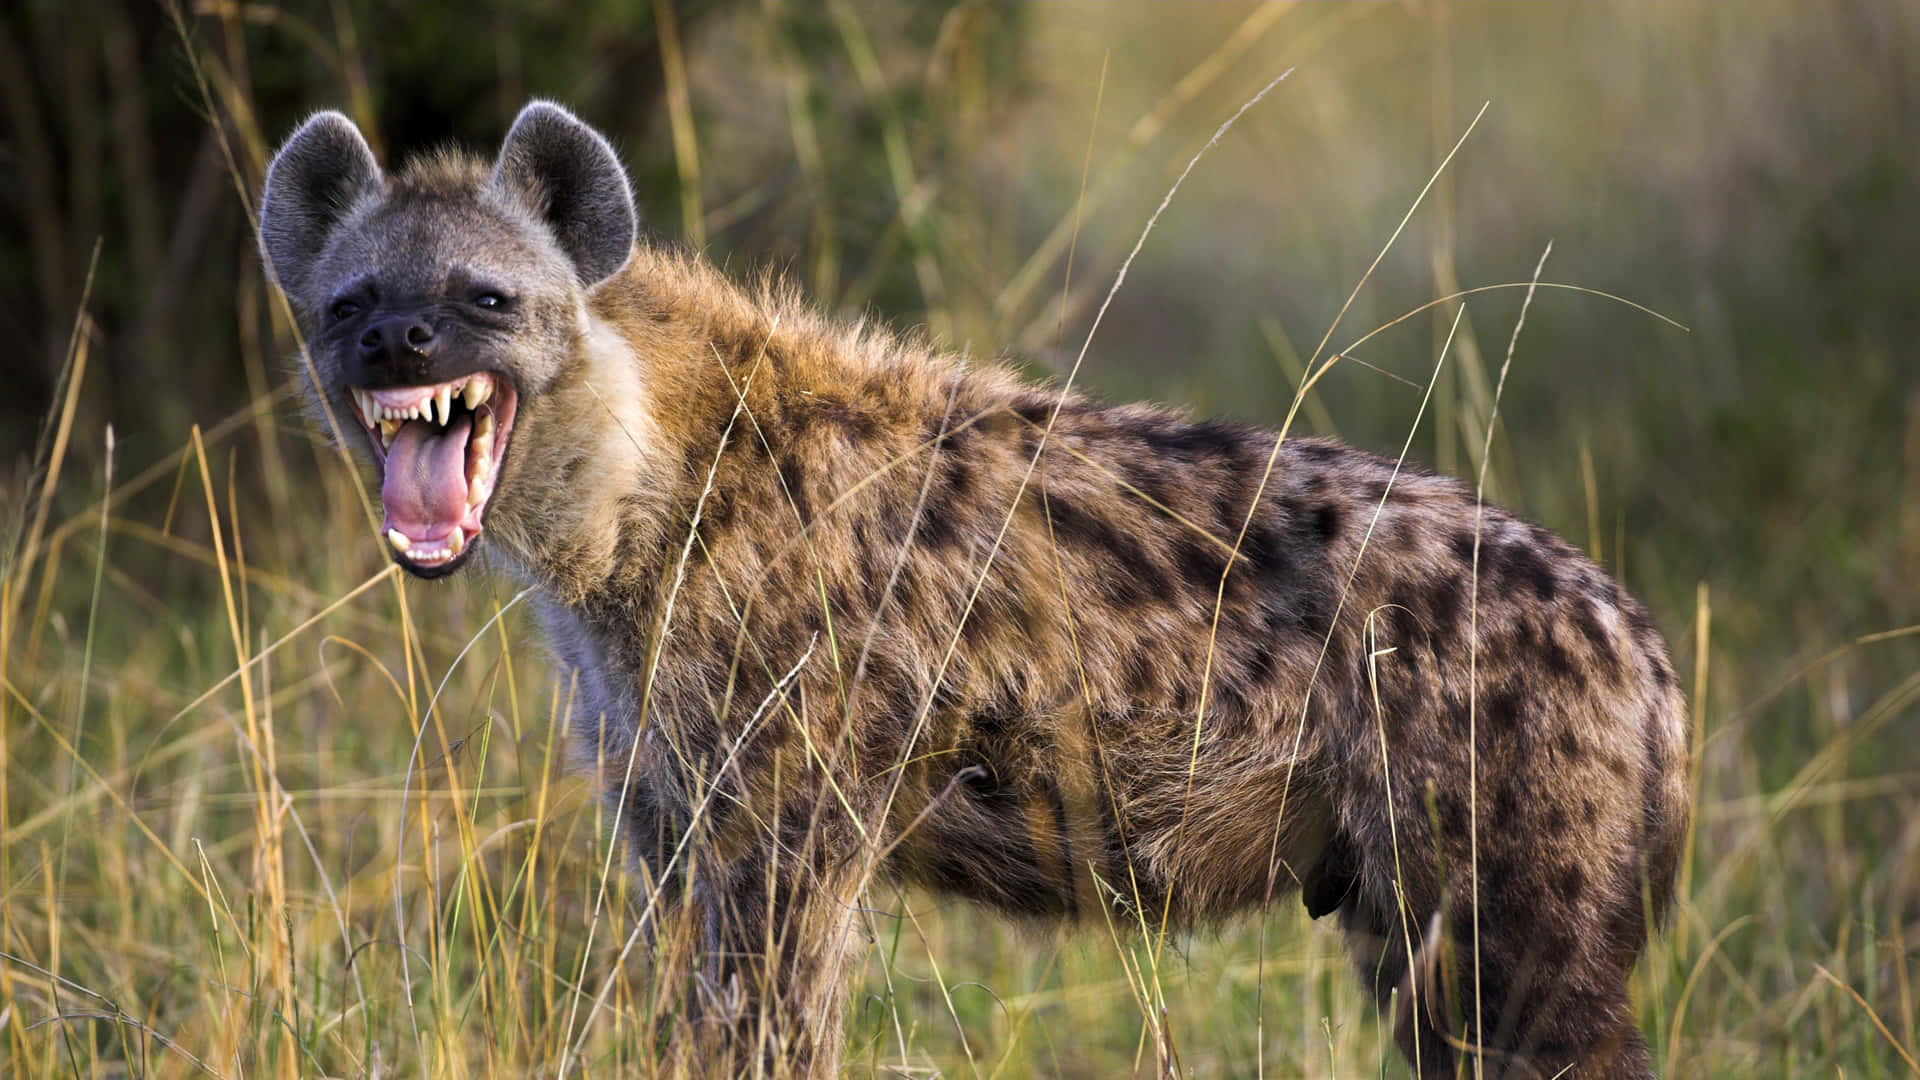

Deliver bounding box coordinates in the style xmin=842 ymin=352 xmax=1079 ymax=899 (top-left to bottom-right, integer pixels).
xmin=358 ymin=316 xmax=438 ymax=367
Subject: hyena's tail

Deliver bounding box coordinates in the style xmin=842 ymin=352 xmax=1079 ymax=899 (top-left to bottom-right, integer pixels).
xmin=1640 ymin=684 xmax=1692 ymax=931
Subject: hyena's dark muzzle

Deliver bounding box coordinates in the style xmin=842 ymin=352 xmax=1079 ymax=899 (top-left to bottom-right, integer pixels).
xmin=336 ymin=313 xmax=521 ymax=579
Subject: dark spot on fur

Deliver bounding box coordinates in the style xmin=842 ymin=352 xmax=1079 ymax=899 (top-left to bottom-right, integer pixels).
xmin=1313 ymin=503 xmax=1343 ymax=545
xmin=1542 ymin=634 xmax=1581 ymax=684
xmin=1428 ymin=573 xmax=1467 ymax=628
xmin=1124 ymin=657 xmax=1156 ymax=698
xmin=1044 ymin=493 xmax=1162 ymax=598
xmin=814 ymin=397 xmax=880 ymax=438
xmin=1174 ymin=533 xmax=1229 ymax=589
xmin=1389 ymin=515 xmax=1417 ymax=548
xmin=958 ymin=599 xmax=998 ymax=647
xmin=1295 ymin=440 xmax=1343 ymax=464
xmin=1483 ymin=686 xmax=1528 ymax=731
xmin=1011 ymin=396 xmax=1056 ymax=427
xmin=1450 ymin=529 xmax=1478 ymax=565
xmin=1240 ymin=523 xmax=1300 ymax=587
xmin=1145 ymin=419 xmax=1250 ymax=460
xmin=1172 ymin=682 xmax=1195 ymax=714
xmin=941 ymin=456 xmax=975 ymax=504
xmin=1571 ymin=603 xmax=1619 ymax=671
xmin=777 ymin=455 xmax=811 ymax=525
xmin=1493 ymin=781 xmax=1525 ymax=825
xmin=914 ymin=491 xmax=962 ymax=549
xmin=1544 ymin=806 xmax=1570 ymax=835
xmin=1556 ymin=729 xmax=1584 ymax=761
xmin=1491 ymin=540 xmax=1558 ymax=600
xmin=1387 ymin=584 xmax=1420 ymax=624
xmin=1243 ymin=632 xmax=1282 ymax=687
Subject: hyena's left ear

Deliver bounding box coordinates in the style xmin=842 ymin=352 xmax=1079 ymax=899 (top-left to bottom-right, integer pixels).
xmin=491 ymin=101 xmax=638 ymax=287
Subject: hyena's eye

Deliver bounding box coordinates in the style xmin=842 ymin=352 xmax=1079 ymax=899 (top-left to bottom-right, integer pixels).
xmin=330 ymin=298 xmax=361 ymax=321
xmin=472 ymin=292 xmax=507 ymax=310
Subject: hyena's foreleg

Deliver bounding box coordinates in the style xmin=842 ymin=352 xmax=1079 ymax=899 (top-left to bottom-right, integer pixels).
xmin=686 ymin=807 xmax=867 ymax=1079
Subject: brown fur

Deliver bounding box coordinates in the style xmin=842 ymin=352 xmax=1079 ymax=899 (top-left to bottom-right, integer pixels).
xmin=263 ymin=104 xmax=1689 ymax=1079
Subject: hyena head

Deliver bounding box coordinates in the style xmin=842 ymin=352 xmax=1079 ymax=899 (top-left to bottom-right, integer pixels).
xmin=258 ymin=102 xmax=636 ymax=578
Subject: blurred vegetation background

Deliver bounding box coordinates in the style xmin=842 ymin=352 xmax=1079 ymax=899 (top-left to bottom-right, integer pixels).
xmin=2 ymin=2 xmax=1918 ymax=1076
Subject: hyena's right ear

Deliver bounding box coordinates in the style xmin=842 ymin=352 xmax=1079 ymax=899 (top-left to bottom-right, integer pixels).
xmin=490 ymin=101 xmax=638 ymax=287
xmin=259 ymin=112 xmax=382 ymax=300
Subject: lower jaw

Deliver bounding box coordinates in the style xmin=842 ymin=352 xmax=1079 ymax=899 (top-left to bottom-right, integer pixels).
xmin=393 ymin=539 xmax=479 ymax=579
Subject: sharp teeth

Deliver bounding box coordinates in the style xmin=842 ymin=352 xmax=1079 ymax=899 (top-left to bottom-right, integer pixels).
xmin=475 ymin=409 xmax=495 ymax=440
xmin=378 ymin=419 xmax=401 ymax=448
xmin=434 ymin=386 xmax=453 ymax=425
xmin=462 ymin=379 xmax=491 ymax=409
xmin=447 ymin=529 xmax=466 ymax=556
xmin=386 ymin=528 xmax=411 ymax=551
xmin=352 ymin=388 xmax=372 ymax=420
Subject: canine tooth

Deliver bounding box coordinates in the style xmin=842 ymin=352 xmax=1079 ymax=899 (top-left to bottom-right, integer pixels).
xmin=463 ymin=379 xmax=491 ymax=409
xmin=434 ymin=386 xmax=453 ymax=425
xmin=386 ymin=528 xmax=411 ymax=551
xmin=352 ymin=388 xmax=371 ymax=419
xmin=447 ymin=529 xmax=466 ymax=556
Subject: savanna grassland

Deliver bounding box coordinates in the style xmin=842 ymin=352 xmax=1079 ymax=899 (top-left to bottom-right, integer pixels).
xmin=3 ymin=2 xmax=1918 ymax=1077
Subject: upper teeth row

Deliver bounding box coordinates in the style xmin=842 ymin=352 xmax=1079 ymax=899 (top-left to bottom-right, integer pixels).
xmin=353 ymin=379 xmax=492 ymax=426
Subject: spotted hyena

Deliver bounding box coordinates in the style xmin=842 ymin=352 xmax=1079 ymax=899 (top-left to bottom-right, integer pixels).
xmin=259 ymin=101 xmax=1689 ymax=1078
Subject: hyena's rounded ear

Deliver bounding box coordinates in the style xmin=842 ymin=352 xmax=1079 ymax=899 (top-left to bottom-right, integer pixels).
xmin=259 ymin=111 xmax=382 ymax=300
xmin=491 ymin=101 xmax=637 ymax=287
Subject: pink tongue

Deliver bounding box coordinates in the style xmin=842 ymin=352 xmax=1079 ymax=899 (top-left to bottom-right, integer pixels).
xmin=381 ymin=416 xmax=472 ymax=538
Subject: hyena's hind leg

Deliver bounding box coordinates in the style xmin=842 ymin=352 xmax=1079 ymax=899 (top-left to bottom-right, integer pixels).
xmin=1333 ymin=854 xmax=1656 ymax=1080
xmin=1332 ymin=872 xmax=1458 ymax=1078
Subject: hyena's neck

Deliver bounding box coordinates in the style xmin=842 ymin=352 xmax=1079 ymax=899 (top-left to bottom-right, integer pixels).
xmin=486 ymin=294 xmax=681 ymax=606
xmin=493 ymin=243 xmax=957 ymax=613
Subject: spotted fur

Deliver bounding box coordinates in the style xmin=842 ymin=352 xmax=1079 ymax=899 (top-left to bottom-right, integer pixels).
xmin=263 ymin=103 xmax=1689 ymax=1079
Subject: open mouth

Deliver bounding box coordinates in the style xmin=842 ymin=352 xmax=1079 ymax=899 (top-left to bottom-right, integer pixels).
xmin=346 ymin=371 xmax=518 ymax=574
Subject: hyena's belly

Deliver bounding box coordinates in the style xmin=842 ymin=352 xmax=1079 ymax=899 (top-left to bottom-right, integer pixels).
xmin=883 ymin=736 xmax=1342 ymax=927
xmin=885 ymin=771 xmax=1111 ymax=920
